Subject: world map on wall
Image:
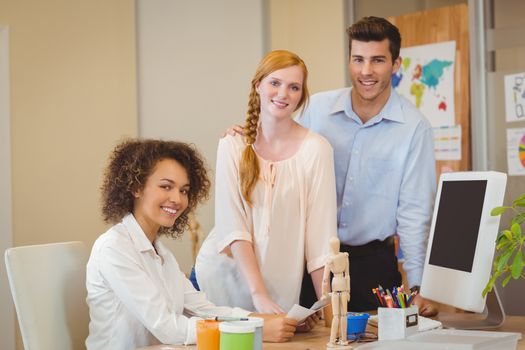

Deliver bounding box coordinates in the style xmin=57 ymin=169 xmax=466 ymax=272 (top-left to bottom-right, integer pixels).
xmin=393 ymin=58 xmax=453 ymax=109
xmin=392 ymin=41 xmax=456 ymax=127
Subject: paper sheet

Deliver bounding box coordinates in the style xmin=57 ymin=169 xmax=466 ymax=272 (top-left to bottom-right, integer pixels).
xmin=286 ymin=298 xmax=330 ymax=323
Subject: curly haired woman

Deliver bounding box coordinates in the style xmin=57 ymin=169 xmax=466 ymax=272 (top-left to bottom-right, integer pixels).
xmin=195 ymin=50 xmax=337 ymax=324
xmin=86 ymin=139 xmax=296 ymax=350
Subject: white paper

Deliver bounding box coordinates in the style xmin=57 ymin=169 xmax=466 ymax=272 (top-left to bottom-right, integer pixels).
xmin=433 ymin=125 xmax=461 ymax=160
xmin=393 ymin=41 xmax=456 ymax=127
xmin=504 ymin=72 xmax=525 ymax=122
xmin=286 ymin=297 xmax=330 ymax=323
xmin=506 ymin=127 xmax=525 ymax=176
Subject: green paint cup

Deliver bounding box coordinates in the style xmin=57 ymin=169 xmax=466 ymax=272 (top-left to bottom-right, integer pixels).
xmin=219 ymin=321 xmax=255 ymax=350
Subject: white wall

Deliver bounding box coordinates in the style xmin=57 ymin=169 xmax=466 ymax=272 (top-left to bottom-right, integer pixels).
xmin=136 ymin=0 xmax=266 ymax=272
xmin=0 ymin=24 xmax=15 ymax=350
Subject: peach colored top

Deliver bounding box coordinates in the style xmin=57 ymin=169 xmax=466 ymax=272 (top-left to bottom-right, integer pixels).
xmin=195 ymin=131 xmax=337 ymax=312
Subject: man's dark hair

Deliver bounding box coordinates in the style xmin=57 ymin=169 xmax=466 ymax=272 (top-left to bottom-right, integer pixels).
xmin=346 ymin=16 xmax=401 ymax=61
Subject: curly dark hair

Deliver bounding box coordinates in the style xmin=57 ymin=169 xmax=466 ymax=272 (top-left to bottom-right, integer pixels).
xmin=101 ymin=138 xmax=210 ymax=238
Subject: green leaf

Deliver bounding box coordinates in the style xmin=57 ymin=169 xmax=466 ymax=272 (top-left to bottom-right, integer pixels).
xmin=511 ymin=213 xmax=525 ymax=226
xmin=491 ymin=206 xmax=509 ymax=216
xmin=496 ymin=240 xmax=511 ymax=251
xmin=482 ymin=285 xmax=491 ymax=297
xmin=482 ymin=275 xmax=497 ymax=297
xmin=511 ymin=223 xmax=522 ymax=237
xmin=511 ymin=251 xmax=524 ymax=279
xmin=496 ymin=232 xmax=509 ymax=243
xmin=496 ymin=236 xmax=506 ymax=245
xmin=502 ymin=274 xmax=512 ymax=287
xmin=498 ymin=250 xmax=513 ymax=271
xmin=514 ymin=198 xmax=525 ymax=207
xmin=503 ymin=230 xmax=513 ymax=241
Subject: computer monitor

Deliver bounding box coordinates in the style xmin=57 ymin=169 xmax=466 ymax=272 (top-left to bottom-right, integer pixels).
xmin=420 ymin=171 xmax=507 ymax=328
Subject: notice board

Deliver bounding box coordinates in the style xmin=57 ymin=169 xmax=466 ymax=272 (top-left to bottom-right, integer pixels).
xmin=388 ymin=4 xmax=470 ymax=178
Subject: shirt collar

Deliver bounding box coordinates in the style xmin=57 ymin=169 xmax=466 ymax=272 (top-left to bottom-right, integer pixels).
xmin=122 ymin=213 xmax=158 ymax=253
xmin=330 ymin=87 xmax=405 ymax=125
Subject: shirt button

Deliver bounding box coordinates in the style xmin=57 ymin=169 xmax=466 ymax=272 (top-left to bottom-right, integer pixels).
xmin=340 ymin=222 xmax=348 ymax=228
xmin=349 ymin=177 xmax=354 ymax=181
xmin=343 ymin=201 xmax=349 ymax=207
xmin=354 ymin=150 xmax=359 ymax=154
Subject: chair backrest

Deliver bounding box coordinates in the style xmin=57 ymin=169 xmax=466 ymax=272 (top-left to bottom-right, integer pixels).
xmin=5 ymin=241 xmax=89 ymax=350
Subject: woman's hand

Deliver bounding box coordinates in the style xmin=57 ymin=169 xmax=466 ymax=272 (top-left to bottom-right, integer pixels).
xmin=252 ymin=292 xmax=285 ymax=314
xmin=256 ymin=314 xmax=298 ymax=342
xmin=295 ymin=313 xmax=320 ymax=333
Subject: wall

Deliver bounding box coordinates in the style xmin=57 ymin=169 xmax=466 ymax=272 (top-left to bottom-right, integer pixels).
xmin=0 ymin=0 xmax=137 ymax=348
xmin=0 ymin=23 xmax=14 ymax=350
xmin=354 ymin=0 xmax=467 ymax=18
xmin=267 ymin=0 xmax=347 ymax=93
xmin=486 ymin=0 xmax=525 ymax=315
xmin=136 ymin=0 xmax=265 ymax=273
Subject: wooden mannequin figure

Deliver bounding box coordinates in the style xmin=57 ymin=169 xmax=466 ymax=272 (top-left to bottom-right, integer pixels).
xmin=322 ymin=237 xmax=352 ymax=349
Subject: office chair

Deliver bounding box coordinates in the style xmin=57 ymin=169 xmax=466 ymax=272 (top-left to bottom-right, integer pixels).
xmin=5 ymin=241 xmax=89 ymax=350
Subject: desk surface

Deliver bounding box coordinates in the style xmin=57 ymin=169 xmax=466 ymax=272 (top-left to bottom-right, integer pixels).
xmin=137 ymin=315 xmax=525 ymax=349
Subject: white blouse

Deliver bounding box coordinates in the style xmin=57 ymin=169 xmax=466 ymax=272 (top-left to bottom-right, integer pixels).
xmin=86 ymin=213 xmax=248 ymax=350
xmin=196 ymin=131 xmax=337 ymax=312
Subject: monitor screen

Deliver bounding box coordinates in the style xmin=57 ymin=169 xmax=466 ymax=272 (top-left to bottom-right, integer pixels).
xmin=421 ymin=171 xmax=506 ymax=314
xmin=428 ymin=180 xmax=487 ymax=272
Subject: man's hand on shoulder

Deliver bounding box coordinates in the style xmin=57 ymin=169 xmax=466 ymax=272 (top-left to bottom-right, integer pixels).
xmin=222 ymin=124 xmax=244 ymax=138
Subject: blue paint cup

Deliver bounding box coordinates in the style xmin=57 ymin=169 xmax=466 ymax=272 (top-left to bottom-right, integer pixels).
xmin=347 ymin=312 xmax=369 ymax=340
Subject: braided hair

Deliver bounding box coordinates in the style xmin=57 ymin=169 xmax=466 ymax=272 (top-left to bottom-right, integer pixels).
xmin=239 ymin=50 xmax=309 ymax=205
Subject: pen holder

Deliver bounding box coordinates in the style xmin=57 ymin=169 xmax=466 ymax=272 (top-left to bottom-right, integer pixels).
xmin=378 ymin=306 xmax=418 ymax=340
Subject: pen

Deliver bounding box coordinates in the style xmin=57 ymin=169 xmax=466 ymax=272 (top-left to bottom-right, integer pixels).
xmin=372 ymin=288 xmax=384 ymax=306
xmin=201 ymin=316 xmax=249 ymax=321
xmin=407 ymin=290 xmax=418 ymax=306
xmin=384 ymin=295 xmax=394 ymax=308
xmin=386 ymin=288 xmax=397 ymax=308
xmin=378 ymin=284 xmax=385 ymax=296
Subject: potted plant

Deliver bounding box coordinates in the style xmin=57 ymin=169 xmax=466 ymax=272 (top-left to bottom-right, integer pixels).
xmin=483 ymin=194 xmax=525 ymax=297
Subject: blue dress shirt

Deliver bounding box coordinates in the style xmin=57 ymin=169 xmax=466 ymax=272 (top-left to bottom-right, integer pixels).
xmin=298 ymin=87 xmax=436 ymax=287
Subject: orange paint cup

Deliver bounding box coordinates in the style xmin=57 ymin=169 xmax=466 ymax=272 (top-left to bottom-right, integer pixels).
xmin=196 ymin=320 xmax=220 ymax=350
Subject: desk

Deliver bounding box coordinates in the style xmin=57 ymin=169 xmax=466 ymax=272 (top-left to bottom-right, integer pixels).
xmin=137 ymin=315 xmax=525 ymax=349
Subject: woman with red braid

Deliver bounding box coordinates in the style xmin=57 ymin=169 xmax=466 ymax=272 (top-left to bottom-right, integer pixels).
xmin=195 ymin=50 xmax=337 ymax=331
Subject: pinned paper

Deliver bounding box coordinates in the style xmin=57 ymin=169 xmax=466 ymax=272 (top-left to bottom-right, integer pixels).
xmin=506 ymin=127 xmax=525 ymax=176
xmin=504 ymin=72 xmax=525 ymax=122
xmin=433 ymin=125 xmax=461 ymax=160
xmin=393 ymin=41 xmax=456 ymax=127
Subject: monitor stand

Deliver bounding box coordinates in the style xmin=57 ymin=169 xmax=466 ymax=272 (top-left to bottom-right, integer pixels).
xmin=437 ymin=288 xmax=505 ymax=330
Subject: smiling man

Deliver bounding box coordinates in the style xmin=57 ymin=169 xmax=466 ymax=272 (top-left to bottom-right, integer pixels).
xmin=299 ymin=16 xmax=437 ymax=316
